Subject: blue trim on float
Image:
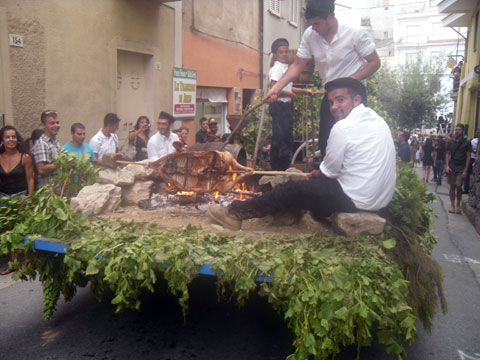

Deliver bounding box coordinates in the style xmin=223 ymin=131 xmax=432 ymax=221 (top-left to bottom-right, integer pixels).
xmin=24 ymin=237 xmax=273 ymax=283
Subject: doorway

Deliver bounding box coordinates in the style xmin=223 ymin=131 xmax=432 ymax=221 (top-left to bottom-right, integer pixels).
xmin=116 ymin=50 xmax=154 ymax=144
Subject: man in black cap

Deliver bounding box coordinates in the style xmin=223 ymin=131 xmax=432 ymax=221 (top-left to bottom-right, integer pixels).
xmin=265 ymin=0 xmax=380 ymax=159
xmin=208 ymin=78 xmax=396 ymax=230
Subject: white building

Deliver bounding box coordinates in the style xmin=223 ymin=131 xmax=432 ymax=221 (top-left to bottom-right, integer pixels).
xmin=262 ymin=0 xmax=308 ymax=89
xmin=393 ymin=0 xmax=466 ymax=112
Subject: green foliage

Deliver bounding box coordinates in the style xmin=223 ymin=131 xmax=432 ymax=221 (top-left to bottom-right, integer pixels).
xmin=52 ymin=148 xmax=99 ymax=198
xmin=370 ymin=57 xmax=448 ymax=129
xmin=382 ymin=162 xmax=447 ymax=331
xmin=0 ymin=162 xmax=445 ymax=360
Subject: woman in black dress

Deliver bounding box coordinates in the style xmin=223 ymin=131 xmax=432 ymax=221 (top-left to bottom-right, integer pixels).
xmin=422 ymin=137 xmax=434 ymax=182
xmin=128 ymin=116 xmax=150 ymax=161
xmin=0 ymin=126 xmax=35 ymax=275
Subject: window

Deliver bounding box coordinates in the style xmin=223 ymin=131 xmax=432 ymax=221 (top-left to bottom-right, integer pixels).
xmin=431 ymin=22 xmax=442 ymax=34
xmin=406 ymin=25 xmax=420 ymax=43
xmin=361 ymin=17 xmax=371 ymax=27
xmin=269 ymin=0 xmax=280 ymax=16
xmin=406 ymin=53 xmax=418 ymax=63
xmin=383 ymin=31 xmax=389 ymax=39
xmin=289 ymin=0 xmax=299 ymax=25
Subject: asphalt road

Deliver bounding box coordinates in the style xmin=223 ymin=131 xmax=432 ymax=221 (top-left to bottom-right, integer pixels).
xmin=1 ymin=171 xmax=480 ymax=360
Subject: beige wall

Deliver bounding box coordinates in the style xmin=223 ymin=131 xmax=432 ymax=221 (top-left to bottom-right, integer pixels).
xmin=182 ymin=0 xmax=260 ymax=128
xmin=0 ymin=0 xmax=175 ymax=145
xmin=182 ymin=0 xmax=259 ymax=50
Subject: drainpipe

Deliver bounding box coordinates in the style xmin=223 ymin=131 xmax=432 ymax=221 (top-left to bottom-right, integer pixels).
xmin=259 ymin=0 xmax=264 ymax=91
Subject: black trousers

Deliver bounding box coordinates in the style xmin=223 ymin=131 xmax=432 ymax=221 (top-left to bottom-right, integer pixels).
xmin=318 ymin=86 xmax=368 ymax=158
xmin=228 ymin=177 xmax=357 ymax=220
xmin=269 ymin=101 xmax=294 ymax=171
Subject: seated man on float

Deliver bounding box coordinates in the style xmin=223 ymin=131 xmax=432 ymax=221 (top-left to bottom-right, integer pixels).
xmin=208 ymin=78 xmax=396 ymax=230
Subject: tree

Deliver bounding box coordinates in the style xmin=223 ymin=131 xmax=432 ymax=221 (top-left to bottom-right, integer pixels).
xmin=370 ymin=55 xmax=448 ymax=129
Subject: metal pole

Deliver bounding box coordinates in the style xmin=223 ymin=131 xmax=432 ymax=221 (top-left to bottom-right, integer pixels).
xmin=252 ymin=102 xmax=266 ymax=168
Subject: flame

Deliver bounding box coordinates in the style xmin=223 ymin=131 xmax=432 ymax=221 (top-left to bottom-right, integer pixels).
xmin=176 ymin=191 xmax=195 ymax=196
xmin=242 ymin=182 xmax=247 ymax=192
xmin=214 ymin=191 xmax=219 ymax=199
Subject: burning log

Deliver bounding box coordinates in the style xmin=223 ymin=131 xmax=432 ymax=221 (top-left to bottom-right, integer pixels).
xmin=102 ymin=148 xmax=307 ymax=195
xmin=148 ymin=149 xmax=253 ymax=193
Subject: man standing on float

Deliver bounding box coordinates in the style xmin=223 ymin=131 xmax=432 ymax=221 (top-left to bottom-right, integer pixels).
xmin=265 ymin=0 xmax=381 ymax=158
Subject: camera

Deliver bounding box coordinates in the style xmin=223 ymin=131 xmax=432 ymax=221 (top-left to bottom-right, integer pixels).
xmin=145 ymin=123 xmax=151 ymax=129
xmin=474 ymin=64 xmax=480 ymax=76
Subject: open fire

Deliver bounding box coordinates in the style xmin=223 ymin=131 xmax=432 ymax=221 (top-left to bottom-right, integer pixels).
xmin=143 ymin=169 xmax=260 ymax=211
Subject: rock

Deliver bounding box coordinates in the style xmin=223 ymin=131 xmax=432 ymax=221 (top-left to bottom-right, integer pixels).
xmin=259 ymin=167 xmax=307 ymax=188
xmin=122 ymin=180 xmax=154 ymax=206
xmin=71 ymin=183 xmax=122 ymax=216
xmin=124 ymin=164 xmax=154 ymax=179
xmin=331 ymin=212 xmax=386 ymax=236
xmin=99 ymin=168 xmax=135 ymax=186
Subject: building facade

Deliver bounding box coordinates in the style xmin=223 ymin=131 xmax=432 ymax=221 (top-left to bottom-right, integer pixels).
xmin=179 ymin=0 xmax=307 ymax=143
xmin=439 ymin=0 xmax=480 ymax=137
xmin=0 ymin=0 xmax=179 ymax=145
xmin=393 ymin=0 xmax=466 ymax=116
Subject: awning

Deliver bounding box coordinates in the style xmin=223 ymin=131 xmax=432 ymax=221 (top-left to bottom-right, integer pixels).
xmin=438 ymin=0 xmax=477 ymax=14
xmin=196 ymin=88 xmax=228 ymax=103
xmin=442 ymin=12 xmax=472 ymax=27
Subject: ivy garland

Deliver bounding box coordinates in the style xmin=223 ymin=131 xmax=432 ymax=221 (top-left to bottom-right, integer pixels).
xmin=0 ymin=162 xmax=445 ymax=360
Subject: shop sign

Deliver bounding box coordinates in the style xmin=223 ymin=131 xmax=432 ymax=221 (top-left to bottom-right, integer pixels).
xmin=173 ymin=67 xmax=196 ymax=119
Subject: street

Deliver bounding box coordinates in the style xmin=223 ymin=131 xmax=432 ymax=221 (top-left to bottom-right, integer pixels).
xmin=1 ymin=171 xmax=480 ymax=360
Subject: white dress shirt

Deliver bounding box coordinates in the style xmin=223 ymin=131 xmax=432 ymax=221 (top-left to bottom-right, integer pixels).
xmin=147 ymin=131 xmax=179 ymax=161
xmin=320 ymin=104 xmax=396 ymax=211
xmin=89 ymin=129 xmax=119 ymax=160
xmin=471 ymin=137 xmax=478 ymax=160
xmin=296 ymin=24 xmax=376 ymax=86
xmin=269 ymin=61 xmax=293 ymax=103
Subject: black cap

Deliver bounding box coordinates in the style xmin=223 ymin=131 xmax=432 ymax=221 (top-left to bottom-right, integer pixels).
xmin=306 ymin=0 xmax=335 ymax=14
xmin=271 ymin=38 xmax=289 ymax=54
xmin=324 ymin=77 xmax=365 ymax=95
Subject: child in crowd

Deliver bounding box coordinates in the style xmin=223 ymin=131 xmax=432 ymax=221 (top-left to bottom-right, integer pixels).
xmin=268 ymin=38 xmax=316 ymax=171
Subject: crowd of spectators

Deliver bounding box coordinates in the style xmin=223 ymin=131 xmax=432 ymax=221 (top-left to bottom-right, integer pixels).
xmin=396 ymin=125 xmax=478 ymax=214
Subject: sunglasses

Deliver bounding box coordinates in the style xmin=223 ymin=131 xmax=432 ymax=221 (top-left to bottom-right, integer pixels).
xmin=44 ymin=110 xmax=57 ymax=115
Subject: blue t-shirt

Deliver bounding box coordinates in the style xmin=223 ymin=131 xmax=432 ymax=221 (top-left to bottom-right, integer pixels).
xmin=62 ymin=142 xmax=96 ymax=162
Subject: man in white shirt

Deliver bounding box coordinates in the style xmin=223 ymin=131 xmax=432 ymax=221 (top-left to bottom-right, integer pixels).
xmin=265 ymin=0 xmax=380 ymax=158
xmin=89 ymin=113 xmax=123 ymax=162
xmin=147 ymin=111 xmax=179 ymax=161
xmin=208 ymin=78 xmax=396 ymax=231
